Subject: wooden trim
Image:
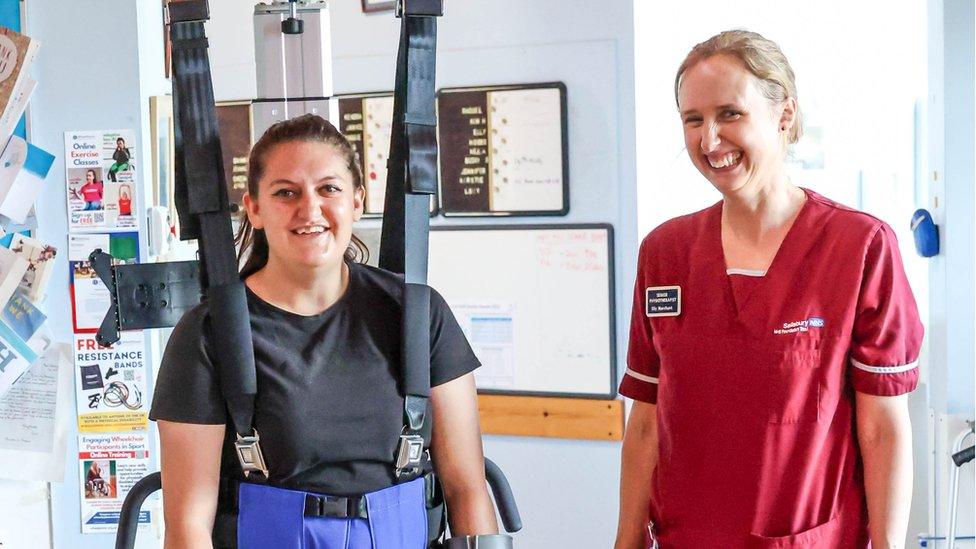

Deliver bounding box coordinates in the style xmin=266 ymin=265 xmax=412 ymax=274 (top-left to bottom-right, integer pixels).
xmin=478 ymin=395 xmax=625 ymax=441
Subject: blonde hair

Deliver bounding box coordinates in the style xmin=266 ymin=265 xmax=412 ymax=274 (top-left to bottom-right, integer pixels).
xmin=675 ymin=30 xmax=803 ymax=144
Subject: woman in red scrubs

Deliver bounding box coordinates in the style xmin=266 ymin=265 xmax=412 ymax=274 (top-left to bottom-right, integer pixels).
xmin=615 ymin=30 xmax=922 ymax=548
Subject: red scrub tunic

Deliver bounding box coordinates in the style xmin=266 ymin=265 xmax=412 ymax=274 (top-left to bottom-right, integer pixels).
xmin=620 ymin=188 xmax=922 ymax=548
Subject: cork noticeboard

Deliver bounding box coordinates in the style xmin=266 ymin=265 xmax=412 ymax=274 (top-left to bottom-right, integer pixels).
xmin=436 ymin=82 xmax=568 ymax=217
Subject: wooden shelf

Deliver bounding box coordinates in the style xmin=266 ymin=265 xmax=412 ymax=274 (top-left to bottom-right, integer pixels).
xmin=478 ymin=395 xmax=625 ymax=441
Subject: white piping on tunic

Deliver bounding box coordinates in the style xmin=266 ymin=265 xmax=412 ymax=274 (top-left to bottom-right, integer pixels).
xmin=850 ymin=357 xmax=918 ymax=374
xmin=625 ymin=368 xmax=659 ymax=384
xmin=726 ymin=268 xmax=767 ymax=277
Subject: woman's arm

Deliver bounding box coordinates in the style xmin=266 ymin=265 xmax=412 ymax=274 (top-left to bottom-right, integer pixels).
xmin=158 ymin=420 xmax=226 ymax=549
xmin=856 ymin=392 xmax=913 ymax=549
xmin=615 ymin=401 xmax=659 ymax=549
xmin=429 ymin=372 xmax=499 ymax=537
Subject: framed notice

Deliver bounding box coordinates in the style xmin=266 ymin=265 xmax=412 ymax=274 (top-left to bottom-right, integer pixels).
xmin=436 ymin=82 xmax=569 ymax=217
xmin=337 ymin=92 xmax=436 ymax=217
xmin=215 ymin=101 xmax=253 ymax=215
xmin=337 ymin=93 xmax=394 ymax=217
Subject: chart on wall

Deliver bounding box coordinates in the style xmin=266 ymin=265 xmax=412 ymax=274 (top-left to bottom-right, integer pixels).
xmin=437 ymin=83 xmax=568 ymax=216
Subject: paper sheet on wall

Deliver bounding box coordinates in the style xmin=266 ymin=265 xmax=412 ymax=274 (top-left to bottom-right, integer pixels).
xmin=78 ymin=432 xmax=151 ymax=534
xmin=73 ymin=332 xmax=148 ymax=433
xmin=68 ymin=232 xmax=139 ymax=333
xmin=0 ymin=343 xmax=71 ymax=482
xmin=65 ymin=130 xmax=139 ymax=232
xmin=450 ymin=301 xmax=516 ymax=390
xmin=488 ymin=88 xmax=563 ymax=212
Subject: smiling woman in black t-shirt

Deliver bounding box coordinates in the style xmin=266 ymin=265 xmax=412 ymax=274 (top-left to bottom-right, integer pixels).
xmin=149 ymin=114 xmax=498 ymax=548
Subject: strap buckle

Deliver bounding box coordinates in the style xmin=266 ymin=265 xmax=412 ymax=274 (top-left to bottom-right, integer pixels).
xmin=394 ymin=432 xmax=425 ymax=478
xmin=234 ymin=429 xmax=269 ymax=479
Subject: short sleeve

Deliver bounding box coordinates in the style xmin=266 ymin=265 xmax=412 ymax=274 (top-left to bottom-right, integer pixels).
xmin=429 ymin=288 xmax=481 ymax=387
xmin=149 ymin=306 xmax=227 ymax=424
xmin=619 ymin=238 xmax=661 ymax=403
xmin=849 ymin=224 xmax=924 ymax=396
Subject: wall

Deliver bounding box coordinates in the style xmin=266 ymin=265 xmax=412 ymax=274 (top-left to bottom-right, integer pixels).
xmin=28 ymin=1 xmax=168 ymax=547
xmin=205 ymin=1 xmax=637 ymax=546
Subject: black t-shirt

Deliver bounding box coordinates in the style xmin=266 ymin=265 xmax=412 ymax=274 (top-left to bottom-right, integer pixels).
xmin=149 ymin=262 xmax=481 ymax=496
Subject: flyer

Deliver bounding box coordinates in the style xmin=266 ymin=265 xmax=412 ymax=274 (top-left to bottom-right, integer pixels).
xmin=73 ymin=332 xmax=147 ymax=433
xmin=78 ymin=432 xmax=151 ymax=534
xmin=68 ymin=232 xmax=139 ymax=333
xmin=65 ymin=130 xmax=139 ymax=232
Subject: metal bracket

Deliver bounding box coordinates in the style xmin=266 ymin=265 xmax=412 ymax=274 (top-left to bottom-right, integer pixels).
xmin=90 ymin=249 xmax=202 ymax=346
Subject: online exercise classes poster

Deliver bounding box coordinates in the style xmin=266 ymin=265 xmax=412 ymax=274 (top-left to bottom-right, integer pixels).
xmin=64 ymin=129 xmax=139 ymax=232
xmin=68 ymin=232 xmax=139 ymax=333
xmin=78 ymin=432 xmax=151 ymax=534
xmin=73 ymin=331 xmax=148 ymax=433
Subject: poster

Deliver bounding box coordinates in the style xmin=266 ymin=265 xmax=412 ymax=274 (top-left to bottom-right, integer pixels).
xmin=68 ymin=232 xmax=139 ymax=333
xmin=451 ymin=301 xmax=516 ymax=390
xmin=73 ymin=332 xmax=148 ymax=433
xmin=0 ymin=343 xmax=72 ymax=482
xmin=78 ymin=432 xmax=151 ymax=534
xmin=65 ymin=130 xmax=139 ymax=232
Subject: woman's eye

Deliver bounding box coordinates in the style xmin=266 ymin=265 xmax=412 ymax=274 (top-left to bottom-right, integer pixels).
xmin=722 ymin=110 xmax=742 ymax=119
xmin=273 ymin=189 xmax=296 ymax=198
xmin=320 ymin=184 xmax=342 ymax=194
xmin=683 ymin=117 xmax=703 ymax=126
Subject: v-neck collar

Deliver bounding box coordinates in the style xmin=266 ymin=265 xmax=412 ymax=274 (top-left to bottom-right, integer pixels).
xmin=710 ymin=187 xmax=816 ymax=320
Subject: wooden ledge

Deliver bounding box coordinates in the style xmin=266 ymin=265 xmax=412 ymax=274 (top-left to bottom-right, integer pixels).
xmin=477 ymin=395 xmax=625 ymax=441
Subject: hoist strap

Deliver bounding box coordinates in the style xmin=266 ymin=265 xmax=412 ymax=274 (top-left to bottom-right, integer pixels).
xmin=169 ymin=0 xmax=257 ymax=440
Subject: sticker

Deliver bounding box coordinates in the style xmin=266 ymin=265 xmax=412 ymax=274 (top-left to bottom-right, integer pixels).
xmin=645 ymin=286 xmax=681 ymax=317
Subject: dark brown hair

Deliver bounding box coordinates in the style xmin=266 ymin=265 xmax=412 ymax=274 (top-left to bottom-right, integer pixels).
xmin=235 ymin=114 xmax=368 ymax=278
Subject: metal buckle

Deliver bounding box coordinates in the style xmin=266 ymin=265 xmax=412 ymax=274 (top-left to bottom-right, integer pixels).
xmin=394 ymin=433 xmax=425 ymax=477
xmin=234 ymin=430 xmax=269 ymax=478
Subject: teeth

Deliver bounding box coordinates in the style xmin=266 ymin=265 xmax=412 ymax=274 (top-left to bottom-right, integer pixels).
xmin=295 ymin=226 xmax=326 ymax=235
xmin=709 ymin=151 xmax=741 ymax=169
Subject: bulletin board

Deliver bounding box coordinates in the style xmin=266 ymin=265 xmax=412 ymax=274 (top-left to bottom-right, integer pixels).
xmin=436 ymin=82 xmax=569 ymax=217
xmin=336 ymin=92 xmax=437 ymax=217
xmin=427 ymin=224 xmax=615 ymax=398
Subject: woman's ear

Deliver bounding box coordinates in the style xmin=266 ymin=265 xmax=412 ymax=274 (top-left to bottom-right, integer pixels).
xmin=242 ymin=193 xmax=263 ymax=229
xmin=779 ymin=97 xmax=797 ymax=133
xmin=353 ymin=185 xmax=365 ymax=222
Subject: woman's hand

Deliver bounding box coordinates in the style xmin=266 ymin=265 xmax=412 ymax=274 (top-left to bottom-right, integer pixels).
xmin=856 ymin=393 xmax=913 ymax=549
xmin=615 ymin=401 xmax=659 ymax=549
xmin=158 ymin=420 xmax=225 ymax=549
xmin=429 ymin=372 xmax=499 ymax=537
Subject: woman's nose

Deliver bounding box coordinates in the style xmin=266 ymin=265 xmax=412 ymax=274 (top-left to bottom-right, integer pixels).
xmin=699 ymin=122 xmax=721 ymax=153
xmin=297 ymin=192 xmax=323 ymax=219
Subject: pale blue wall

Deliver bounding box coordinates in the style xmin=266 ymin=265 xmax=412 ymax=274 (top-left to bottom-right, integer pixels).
xmin=28 ymin=1 xmax=166 ymax=547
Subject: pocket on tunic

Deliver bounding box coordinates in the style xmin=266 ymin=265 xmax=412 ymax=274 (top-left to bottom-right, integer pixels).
xmin=746 ymin=513 xmax=841 ymax=548
xmin=765 ymin=348 xmax=821 ymax=424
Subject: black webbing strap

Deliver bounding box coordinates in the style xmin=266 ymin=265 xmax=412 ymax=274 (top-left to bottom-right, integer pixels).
xmin=169 ymin=1 xmax=257 ymax=443
xmin=380 ymin=0 xmax=441 ymax=477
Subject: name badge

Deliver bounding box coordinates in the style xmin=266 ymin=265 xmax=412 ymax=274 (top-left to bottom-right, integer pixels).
xmin=646 ymin=286 xmax=681 ymax=317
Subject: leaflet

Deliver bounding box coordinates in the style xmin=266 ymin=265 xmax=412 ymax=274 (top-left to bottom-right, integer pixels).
xmin=450 ymin=301 xmax=517 ymax=390
xmin=78 ymin=432 xmax=151 ymax=534
xmin=65 ymin=130 xmax=139 ymax=232
xmin=73 ymin=332 xmax=148 ymax=433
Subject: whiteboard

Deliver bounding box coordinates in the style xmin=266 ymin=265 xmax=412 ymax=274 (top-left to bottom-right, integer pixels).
xmin=428 ymin=225 xmax=616 ymax=398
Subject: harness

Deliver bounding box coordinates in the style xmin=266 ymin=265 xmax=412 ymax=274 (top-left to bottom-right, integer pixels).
xmin=105 ymin=1 xmax=520 ymax=547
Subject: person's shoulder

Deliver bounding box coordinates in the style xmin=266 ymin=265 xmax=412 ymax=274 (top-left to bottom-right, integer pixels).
xmin=804 ymin=188 xmax=889 ymax=240
xmin=348 ymin=262 xmax=404 ymax=301
xmin=169 ymin=300 xmax=211 ymax=344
